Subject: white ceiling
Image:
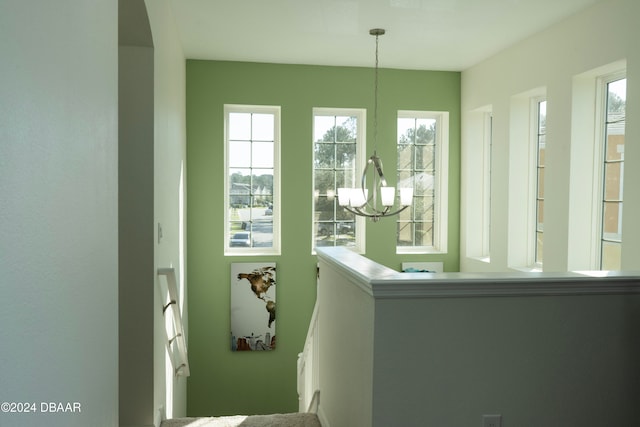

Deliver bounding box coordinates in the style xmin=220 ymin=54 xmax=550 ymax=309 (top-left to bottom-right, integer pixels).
xmin=168 ymin=0 xmax=600 ymax=71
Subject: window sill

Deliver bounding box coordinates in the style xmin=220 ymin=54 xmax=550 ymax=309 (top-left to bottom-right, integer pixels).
xmin=225 ymin=249 xmax=281 ymax=257
xmin=468 ymin=256 xmax=491 ymax=264
xmin=396 ymin=247 xmax=447 ymax=255
xmin=509 ymin=266 xmax=542 ymax=273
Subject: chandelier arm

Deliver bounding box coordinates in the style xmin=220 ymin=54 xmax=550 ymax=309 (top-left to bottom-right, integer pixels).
xmin=342 ymin=203 xmax=408 ymax=219
xmin=370 ymin=155 xmax=388 ymax=186
xmin=374 ymin=204 xmax=410 ymax=217
xmin=343 ymin=205 xmax=389 ymax=219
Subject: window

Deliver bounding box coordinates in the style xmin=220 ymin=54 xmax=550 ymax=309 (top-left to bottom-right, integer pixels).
xmin=312 ymin=108 xmax=365 ymax=253
xmin=224 ymin=105 xmax=280 ymax=255
xmin=567 ymin=61 xmax=625 ymax=271
xmin=462 ymin=106 xmax=492 ymax=264
xmin=533 ymin=99 xmax=546 ymax=265
xmin=599 ymin=76 xmax=626 ymax=269
xmin=481 ymin=110 xmax=493 ymax=259
xmin=396 ymin=110 xmax=449 ymax=253
xmin=507 ymin=89 xmax=545 ymax=270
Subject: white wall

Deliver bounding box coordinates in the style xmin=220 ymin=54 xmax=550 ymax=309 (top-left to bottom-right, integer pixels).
xmin=144 ymin=0 xmax=189 ymax=421
xmin=461 ymin=0 xmax=640 ymax=272
xmin=0 ymin=1 xmax=118 ymax=426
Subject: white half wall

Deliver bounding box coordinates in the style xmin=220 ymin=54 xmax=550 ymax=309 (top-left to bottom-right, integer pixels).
xmin=314 ymin=248 xmax=640 ymax=427
xmin=0 ymin=1 xmax=118 ymax=426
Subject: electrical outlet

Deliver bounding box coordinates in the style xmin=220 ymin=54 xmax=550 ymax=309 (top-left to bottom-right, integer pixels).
xmin=483 ymin=414 xmax=502 ymax=427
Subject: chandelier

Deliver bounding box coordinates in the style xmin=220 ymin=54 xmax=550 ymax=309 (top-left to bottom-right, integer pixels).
xmin=337 ymin=28 xmax=413 ymax=222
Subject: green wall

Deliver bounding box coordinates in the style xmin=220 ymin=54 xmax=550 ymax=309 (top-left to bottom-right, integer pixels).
xmin=186 ymin=60 xmax=460 ymax=416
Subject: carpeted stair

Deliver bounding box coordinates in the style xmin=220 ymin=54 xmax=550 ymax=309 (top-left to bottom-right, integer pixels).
xmin=160 ymin=412 xmax=321 ymax=427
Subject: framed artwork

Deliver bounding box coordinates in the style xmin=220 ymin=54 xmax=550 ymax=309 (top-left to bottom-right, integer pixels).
xmin=230 ymin=262 xmax=276 ymax=351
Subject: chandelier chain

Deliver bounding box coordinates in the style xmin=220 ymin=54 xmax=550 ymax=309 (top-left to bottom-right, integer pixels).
xmin=373 ymin=33 xmax=380 ymax=153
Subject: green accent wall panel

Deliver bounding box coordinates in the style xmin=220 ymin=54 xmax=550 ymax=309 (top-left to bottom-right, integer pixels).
xmin=186 ymin=60 xmax=460 ymax=416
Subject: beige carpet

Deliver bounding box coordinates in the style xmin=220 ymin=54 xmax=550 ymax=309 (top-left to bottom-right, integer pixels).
xmin=161 ymin=413 xmax=321 ymax=427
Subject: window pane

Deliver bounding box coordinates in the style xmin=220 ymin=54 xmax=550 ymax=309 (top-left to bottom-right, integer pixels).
xmin=252 ymin=113 xmax=274 ymax=141
xmin=229 ymin=141 xmax=251 ymax=167
xmin=252 ymin=141 xmax=274 ymax=168
xmin=229 ymin=169 xmax=251 ymax=194
xmin=537 ymin=167 xmax=545 ymax=199
xmin=228 ymin=113 xmax=251 ymax=140
xmin=314 ymin=143 xmax=335 ymax=168
xmin=413 ymin=196 xmax=434 ymax=221
xmin=398 ymin=170 xmax=415 ymax=186
xmin=397 ymin=118 xmax=415 ymax=142
xmin=605 ymin=133 xmax=624 ymax=161
xmin=314 ymin=170 xmax=334 ymax=194
xmin=397 ymin=222 xmax=414 ymax=246
xmin=336 ymin=169 xmax=356 ymax=189
xmin=252 ymin=214 xmax=273 ymax=247
xmin=336 ymin=143 xmax=356 ymax=168
xmin=398 ymin=222 xmax=434 ymax=247
xmin=314 ymin=197 xmax=335 ymax=221
xmin=397 ymin=144 xmax=413 ymax=170
xmin=398 ymin=206 xmax=412 ymax=221
xmin=413 ymin=172 xmax=434 ymax=197
xmin=603 ymin=162 xmax=622 ymax=200
xmin=336 ymin=208 xmax=355 ymax=222
xmin=253 ymin=170 xmax=273 ymax=196
xmin=537 ymin=200 xmax=544 ymax=229
xmin=607 ymin=79 xmax=626 ymax=117
xmin=536 ymin=232 xmax=543 ymax=263
xmin=415 ymin=145 xmax=435 ymax=171
xmin=314 ymin=222 xmax=356 ymax=248
xmin=602 ymin=201 xmax=622 ymax=240
xmin=314 ymin=116 xmax=336 ymax=142
xmin=415 ymin=222 xmax=433 ymax=247
xmin=415 ymin=119 xmax=436 ymax=145
xmin=538 ymin=101 xmax=546 ymax=134
xmin=538 ymin=136 xmax=546 ymax=166
xmin=601 ymin=241 xmax=621 ymax=270
xmin=335 ymin=116 xmax=357 ymax=142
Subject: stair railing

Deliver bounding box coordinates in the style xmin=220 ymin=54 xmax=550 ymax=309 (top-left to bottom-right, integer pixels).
xmin=297 ymin=268 xmax=320 ymax=413
xmin=158 ymin=267 xmax=190 ymax=377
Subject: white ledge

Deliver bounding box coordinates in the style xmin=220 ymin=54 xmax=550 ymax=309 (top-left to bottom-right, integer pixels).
xmin=316 ymin=247 xmax=640 ymax=299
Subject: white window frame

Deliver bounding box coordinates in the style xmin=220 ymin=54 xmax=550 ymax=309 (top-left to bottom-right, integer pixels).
xmin=224 ymin=104 xmax=281 ymax=256
xmin=507 ymin=87 xmax=545 ymax=271
xmin=593 ymin=71 xmax=626 ymax=270
xmin=311 ymin=107 xmax=366 ymax=254
xmin=462 ymin=105 xmax=492 ymax=264
xmin=530 ymin=97 xmax=546 ymax=268
xmin=567 ymin=60 xmax=625 ymax=271
xmin=480 ymin=110 xmax=493 ymax=259
xmin=396 ymin=110 xmax=449 ymax=254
